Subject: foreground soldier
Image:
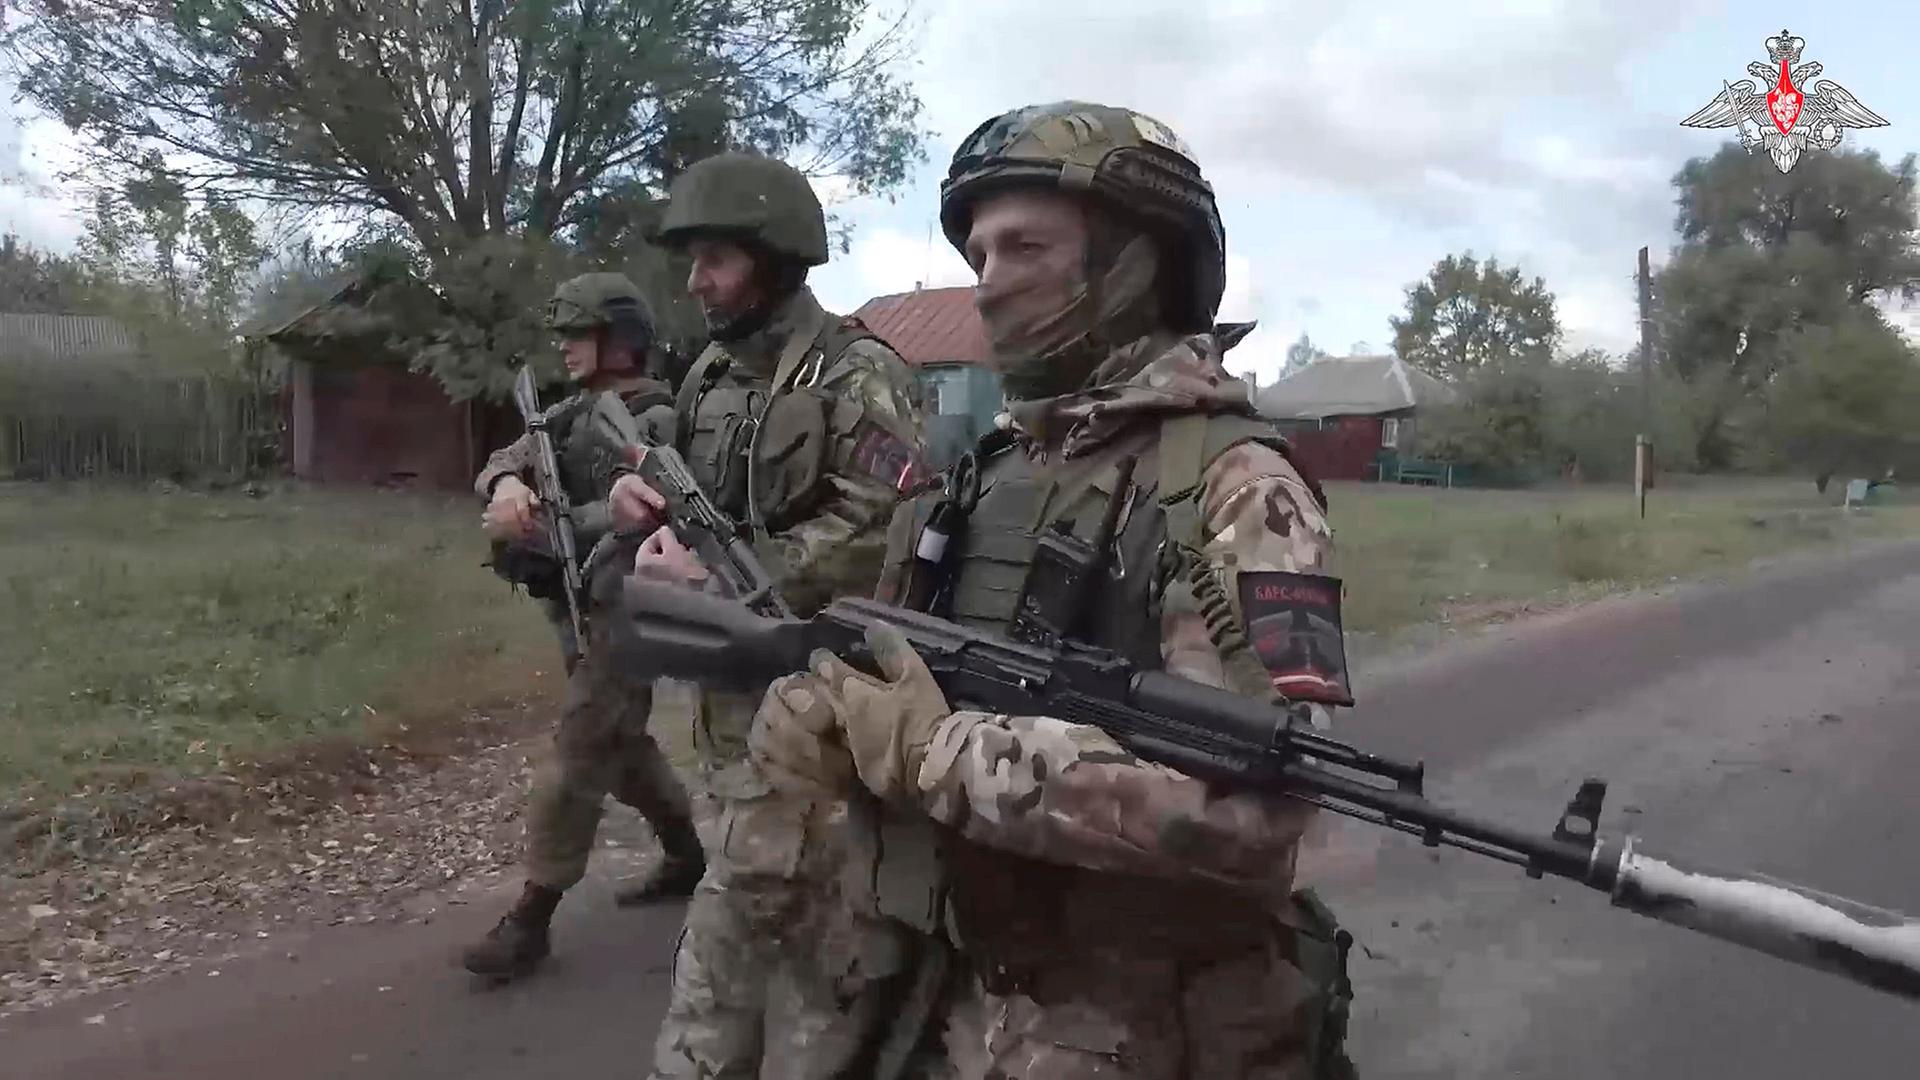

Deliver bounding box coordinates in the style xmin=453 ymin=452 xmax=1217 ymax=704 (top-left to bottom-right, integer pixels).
xmin=608 ymin=152 xmax=930 ymax=1078
xmin=748 ymin=103 xmax=1361 ymax=1077
xmin=463 ymin=273 xmax=706 ymax=979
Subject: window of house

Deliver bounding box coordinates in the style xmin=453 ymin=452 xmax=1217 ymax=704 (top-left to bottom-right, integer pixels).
xmin=1381 ymin=417 xmax=1401 ymax=448
xmin=938 ymin=372 xmax=968 ymax=416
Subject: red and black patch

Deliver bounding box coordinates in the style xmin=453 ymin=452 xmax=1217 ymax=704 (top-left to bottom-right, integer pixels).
xmin=1238 ymin=571 xmax=1355 ymax=707
xmin=850 ymin=420 xmax=927 ymax=494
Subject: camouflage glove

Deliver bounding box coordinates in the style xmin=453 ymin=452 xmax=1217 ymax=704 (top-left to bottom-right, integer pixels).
xmin=750 ymin=673 xmax=859 ymax=801
xmin=805 ymin=624 xmax=953 ymax=803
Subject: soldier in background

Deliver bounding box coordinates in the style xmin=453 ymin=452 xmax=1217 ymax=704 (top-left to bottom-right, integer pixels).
xmin=605 ymin=152 xmax=932 ymax=1078
xmin=463 ymin=273 xmax=706 ymax=981
xmin=747 ymin=102 xmax=1362 ymax=1078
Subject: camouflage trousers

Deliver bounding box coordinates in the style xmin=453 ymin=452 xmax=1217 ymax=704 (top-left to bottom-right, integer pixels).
xmin=648 ymin=694 xmax=919 ymax=1079
xmin=521 ymin=621 xmax=702 ymax=892
xmin=930 ymin=901 xmax=1356 ymax=1080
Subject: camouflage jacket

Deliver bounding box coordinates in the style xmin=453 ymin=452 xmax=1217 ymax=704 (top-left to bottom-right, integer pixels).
xmin=865 ymin=333 xmax=1357 ymax=1078
xmin=677 ymin=287 xmax=927 ymax=617
xmin=664 ymin=288 xmax=928 ymax=777
xmin=884 ymin=331 xmax=1339 ymax=900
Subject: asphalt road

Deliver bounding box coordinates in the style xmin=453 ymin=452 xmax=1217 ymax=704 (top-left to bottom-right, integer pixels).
xmin=6 ymin=538 xmax=1920 ymax=1079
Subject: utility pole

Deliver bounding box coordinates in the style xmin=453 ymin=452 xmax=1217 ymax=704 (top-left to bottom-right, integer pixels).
xmin=1635 ymin=246 xmax=1653 ymax=519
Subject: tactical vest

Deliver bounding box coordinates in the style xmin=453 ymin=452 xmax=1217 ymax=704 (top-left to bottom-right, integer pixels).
xmin=875 ymin=408 xmax=1356 ymax=1078
xmin=673 ymin=306 xmax=880 ymax=535
xmin=555 ymin=381 xmax=675 ymax=506
xmin=489 ymin=380 xmax=674 ymax=609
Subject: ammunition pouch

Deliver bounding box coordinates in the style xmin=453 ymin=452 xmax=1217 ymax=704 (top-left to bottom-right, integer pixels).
xmin=751 ymin=386 xmax=833 ymax=533
xmin=682 ymin=384 xmax=764 ymax=521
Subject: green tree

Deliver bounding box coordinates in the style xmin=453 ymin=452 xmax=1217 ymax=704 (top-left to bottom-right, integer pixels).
xmin=1418 ymin=354 xmax=1554 ymax=481
xmin=187 ymin=202 xmax=267 ymax=331
xmin=0 ymin=234 xmax=88 ymax=313
xmin=1764 ymin=311 xmax=1920 ymax=492
xmin=121 ymin=153 xmax=190 ymax=315
xmin=1390 ymin=252 xmax=1560 ymax=378
xmin=1419 ymin=349 xmax=1699 ymax=484
xmin=5 ymin=0 xmax=927 ymax=399
xmin=1654 ymin=144 xmax=1920 ymax=468
xmin=72 ymin=185 xmax=268 ymax=374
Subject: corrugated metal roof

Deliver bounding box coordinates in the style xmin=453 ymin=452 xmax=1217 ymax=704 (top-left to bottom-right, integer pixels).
xmin=0 ymin=313 xmax=139 ymax=363
xmin=852 ymin=287 xmax=989 ymax=367
xmin=1254 ymin=354 xmax=1459 ymax=419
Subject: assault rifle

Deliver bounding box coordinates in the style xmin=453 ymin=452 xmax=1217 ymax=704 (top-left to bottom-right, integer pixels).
xmin=510 ymin=364 xmax=587 ymax=662
xmin=610 ymin=570 xmax=1920 ymax=1005
xmin=582 ymin=391 xmax=792 ymax=621
xmin=624 ymin=443 xmax=792 ymax=620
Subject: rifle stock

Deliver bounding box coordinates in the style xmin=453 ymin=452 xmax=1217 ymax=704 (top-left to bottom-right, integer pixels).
xmin=610 ymin=578 xmax=1920 ymax=1003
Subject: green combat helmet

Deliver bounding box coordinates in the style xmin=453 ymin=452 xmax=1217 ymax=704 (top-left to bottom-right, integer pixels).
xmin=650 ymin=152 xmax=830 ymax=267
xmin=939 ymin=101 xmax=1227 ymax=331
xmin=545 ymin=272 xmax=656 ymax=366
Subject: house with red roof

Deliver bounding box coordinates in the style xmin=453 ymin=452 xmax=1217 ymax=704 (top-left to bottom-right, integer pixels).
xmin=852 ymin=286 xmax=1004 ymax=469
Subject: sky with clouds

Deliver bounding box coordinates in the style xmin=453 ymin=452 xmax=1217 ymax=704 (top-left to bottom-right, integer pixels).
xmin=6 ymin=1 xmax=1918 ymax=384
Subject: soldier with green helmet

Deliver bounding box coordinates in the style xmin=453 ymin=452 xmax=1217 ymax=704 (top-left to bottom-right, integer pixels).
xmin=603 ymin=151 xmax=931 ymax=1078
xmin=462 ymin=271 xmax=707 ymax=980
xmin=744 ymin=102 xmax=1362 ymax=1077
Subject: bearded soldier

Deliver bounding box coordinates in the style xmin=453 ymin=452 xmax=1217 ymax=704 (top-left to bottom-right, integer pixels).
xmin=463 ymin=273 xmax=707 ymax=980
xmin=605 ymin=151 xmax=931 ymax=1078
xmin=746 ymin=103 xmax=1361 ymax=1078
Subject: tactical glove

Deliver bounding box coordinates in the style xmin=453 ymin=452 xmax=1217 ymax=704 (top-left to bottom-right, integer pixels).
xmin=805 ymin=623 xmax=952 ymax=803
xmin=749 ymin=673 xmax=859 ymax=801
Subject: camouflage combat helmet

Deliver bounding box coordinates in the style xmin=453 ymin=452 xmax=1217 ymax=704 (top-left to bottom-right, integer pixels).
xmin=545 ymin=272 xmax=656 ymax=365
xmin=652 ymin=152 xmax=830 ymax=267
xmin=939 ymin=101 xmax=1226 ymax=330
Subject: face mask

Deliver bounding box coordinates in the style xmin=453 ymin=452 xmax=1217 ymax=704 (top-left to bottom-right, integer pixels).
xmin=983 ymin=226 xmax=1163 ymax=400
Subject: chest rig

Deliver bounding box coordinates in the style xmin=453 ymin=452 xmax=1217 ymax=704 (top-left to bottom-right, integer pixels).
xmin=672 ymin=305 xmax=877 ymax=536
xmin=874 ymin=411 xmax=1333 ymax=977
xmin=554 ymin=383 xmax=674 ymax=508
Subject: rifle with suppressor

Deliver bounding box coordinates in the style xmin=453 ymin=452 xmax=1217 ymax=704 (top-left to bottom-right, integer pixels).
xmin=509 ymin=364 xmax=587 ymax=664
xmin=608 ymin=562 xmax=1920 ymax=1004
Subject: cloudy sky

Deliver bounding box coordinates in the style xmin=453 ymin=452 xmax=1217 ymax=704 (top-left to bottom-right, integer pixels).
xmin=5 ymin=1 xmax=1917 ymax=384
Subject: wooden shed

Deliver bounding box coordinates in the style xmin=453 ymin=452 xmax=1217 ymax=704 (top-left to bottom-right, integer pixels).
xmin=248 ymin=271 xmax=518 ymax=492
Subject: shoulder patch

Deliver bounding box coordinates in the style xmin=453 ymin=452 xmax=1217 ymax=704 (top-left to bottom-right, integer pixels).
xmin=850 ymin=418 xmax=927 ymax=493
xmin=1237 ymin=571 xmax=1355 ymax=707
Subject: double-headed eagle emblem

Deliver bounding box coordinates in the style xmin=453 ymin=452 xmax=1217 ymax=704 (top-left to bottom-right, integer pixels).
xmin=1681 ymin=30 xmax=1888 ymax=174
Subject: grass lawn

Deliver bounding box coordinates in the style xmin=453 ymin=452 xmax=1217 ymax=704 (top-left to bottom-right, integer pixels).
xmin=0 ymin=481 xmax=558 ymax=811
xmin=1330 ymin=475 xmax=1920 ymax=636
xmin=2 ymin=474 xmax=1915 ymax=818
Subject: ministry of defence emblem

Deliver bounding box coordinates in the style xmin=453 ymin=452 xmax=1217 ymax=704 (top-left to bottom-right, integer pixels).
xmin=1680 ymin=30 xmax=1888 ymax=174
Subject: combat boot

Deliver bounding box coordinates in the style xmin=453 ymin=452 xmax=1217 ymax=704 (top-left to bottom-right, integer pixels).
xmin=461 ymin=882 xmax=562 ymax=977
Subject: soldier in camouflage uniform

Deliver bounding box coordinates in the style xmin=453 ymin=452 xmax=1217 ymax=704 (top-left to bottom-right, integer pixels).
xmin=605 ymin=151 xmax=931 ymax=1078
xmin=747 ymin=102 xmax=1362 ymax=1078
xmin=462 ymin=273 xmax=706 ymax=980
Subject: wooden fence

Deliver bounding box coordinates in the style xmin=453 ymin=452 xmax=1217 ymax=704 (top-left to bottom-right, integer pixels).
xmin=0 ymin=355 xmax=279 ymax=483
